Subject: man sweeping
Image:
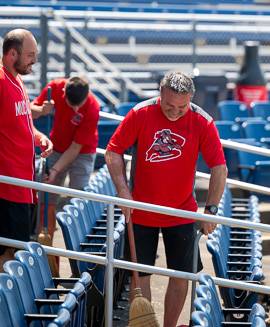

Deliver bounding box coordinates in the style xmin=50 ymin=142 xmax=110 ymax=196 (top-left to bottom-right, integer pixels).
xmin=105 ymin=71 xmax=227 ymax=326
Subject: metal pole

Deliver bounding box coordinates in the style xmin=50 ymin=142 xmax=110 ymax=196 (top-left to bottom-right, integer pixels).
xmin=119 ymin=79 xmax=128 ymax=103
xmin=105 ymin=204 xmax=114 ymax=327
xmin=65 ymin=28 xmax=71 ymax=77
xmin=40 ymin=12 xmax=49 ymax=89
xmin=192 ymin=21 xmax=197 ymax=70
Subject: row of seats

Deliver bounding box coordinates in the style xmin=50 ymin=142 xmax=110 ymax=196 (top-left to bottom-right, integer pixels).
xmin=192 ymin=274 xmax=266 ymax=326
xmin=218 ymin=101 xmax=270 ymax=123
xmin=207 ymin=101 xmax=270 ymax=186
xmin=192 ymin=186 xmax=266 ymax=325
xmin=207 ymin=187 xmax=264 ymax=308
xmin=0 ymin=241 xmax=91 ymax=327
xmin=56 ymin=164 xmax=126 ymax=325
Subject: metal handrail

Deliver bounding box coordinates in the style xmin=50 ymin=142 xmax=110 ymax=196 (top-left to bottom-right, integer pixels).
xmin=0 ymin=236 xmax=269 ymax=297
xmin=0 ymin=175 xmax=270 ymax=233
xmin=0 ymin=176 xmax=269 ymax=326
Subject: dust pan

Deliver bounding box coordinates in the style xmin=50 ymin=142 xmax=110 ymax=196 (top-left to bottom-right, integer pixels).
xmin=127 ymin=219 xmax=160 ymax=327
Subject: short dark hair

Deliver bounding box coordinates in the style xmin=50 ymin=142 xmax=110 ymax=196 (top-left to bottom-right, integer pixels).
xmin=65 ymin=77 xmax=89 ymax=106
xmin=3 ymin=30 xmax=24 ymax=55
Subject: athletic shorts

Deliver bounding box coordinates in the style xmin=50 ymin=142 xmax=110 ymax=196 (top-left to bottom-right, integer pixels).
xmin=124 ymin=222 xmax=203 ymax=276
xmin=47 ymin=151 xmax=96 ymax=203
xmin=0 ymin=198 xmax=32 ymax=255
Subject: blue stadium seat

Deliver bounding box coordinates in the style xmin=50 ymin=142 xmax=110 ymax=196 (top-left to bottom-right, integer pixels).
xmin=48 ymin=308 xmax=71 ymax=327
xmin=96 ymin=119 xmax=120 ymax=168
xmin=251 ymin=101 xmax=270 ymax=121
xmin=242 ymin=120 xmax=270 ymax=146
xmin=218 ymin=101 xmax=250 ymax=122
xmin=115 ymin=102 xmax=136 ymax=116
xmin=215 ymin=121 xmax=243 ymax=178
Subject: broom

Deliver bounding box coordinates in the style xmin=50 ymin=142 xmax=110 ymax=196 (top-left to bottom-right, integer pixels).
xmin=38 ymin=86 xmax=59 ymax=277
xmin=127 ymin=218 xmax=160 ymax=327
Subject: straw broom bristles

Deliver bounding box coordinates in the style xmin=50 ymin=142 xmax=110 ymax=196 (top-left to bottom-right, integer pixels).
xmin=127 ymin=219 xmax=160 ymax=327
xmin=129 ymin=288 xmax=160 ymax=326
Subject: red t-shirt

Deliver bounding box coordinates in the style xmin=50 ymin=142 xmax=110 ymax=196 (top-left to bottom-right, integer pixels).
xmin=107 ymin=97 xmax=226 ymax=227
xmin=32 ymin=79 xmax=100 ymax=153
xmin=0 ymin=67 xmax=35 ymax=203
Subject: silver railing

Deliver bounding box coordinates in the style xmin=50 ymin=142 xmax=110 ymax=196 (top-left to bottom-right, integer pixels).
xmin=0 ymin=175 xmax=269 ymax=326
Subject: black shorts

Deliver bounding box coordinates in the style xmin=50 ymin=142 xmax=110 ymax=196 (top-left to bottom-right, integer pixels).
xmin=124 ymin=223 xmax=203 ymax=277
xmin=0 ymin=198 xmax=32 ymax=255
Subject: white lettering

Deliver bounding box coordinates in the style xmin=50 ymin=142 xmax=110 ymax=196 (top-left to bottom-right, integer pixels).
xmin=15 ymin=100 xmax=31 ymax=116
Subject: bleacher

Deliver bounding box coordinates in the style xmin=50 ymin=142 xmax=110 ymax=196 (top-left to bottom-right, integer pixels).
xmin=1 ymin=0 xmax=270 ymax=325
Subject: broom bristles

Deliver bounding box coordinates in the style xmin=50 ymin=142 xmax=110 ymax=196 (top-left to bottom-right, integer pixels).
xmin=129 ymin=288 xmax=160 ymax=327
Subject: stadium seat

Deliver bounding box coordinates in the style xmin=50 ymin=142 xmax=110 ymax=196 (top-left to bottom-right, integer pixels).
xmin=115 ymin=102 xmax=136 ymax=116
xmin=218 ymin=101 xmax=250 ymax=122
xmin=47 ymin=308 xmax=71 ymax=327
xmin=251 ymin=101 xmax=270 ymax=121
xmin=242 ymin=120 xmax=270 ymax=147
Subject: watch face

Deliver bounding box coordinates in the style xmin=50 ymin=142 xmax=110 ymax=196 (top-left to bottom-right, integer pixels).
xmin=206 ymin=205 xmax=218 ymax=215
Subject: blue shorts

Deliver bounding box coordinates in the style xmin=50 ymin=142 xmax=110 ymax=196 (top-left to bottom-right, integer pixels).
xmin=124 ymin=222 xmax=203 ymax=276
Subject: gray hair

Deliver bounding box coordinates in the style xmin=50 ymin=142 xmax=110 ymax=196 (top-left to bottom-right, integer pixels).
xmin=160 ymin=71 xmax=195 ymax=96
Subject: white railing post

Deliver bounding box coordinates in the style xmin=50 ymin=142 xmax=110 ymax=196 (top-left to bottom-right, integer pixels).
xmin=105 ymin=204 xmax=115 ymax=327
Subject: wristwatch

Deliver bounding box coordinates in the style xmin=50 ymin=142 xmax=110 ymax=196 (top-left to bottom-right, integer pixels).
xmin=205 ymin=205 xmax=218 ymax=215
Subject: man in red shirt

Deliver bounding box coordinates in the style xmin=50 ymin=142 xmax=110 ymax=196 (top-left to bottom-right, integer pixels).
xmin=105 ymin=72 xmax=227 ymax=327
xmin=0 ymin=29 xmax=53 ymax=271
xmin=31 ymin=77 xmax=100 ymax=238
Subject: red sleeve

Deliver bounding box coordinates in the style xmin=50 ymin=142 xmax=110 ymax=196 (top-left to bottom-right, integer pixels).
xmin=74 ymin=94 xmax=100 ymax=146
xmin=32 ymin=81 xmax=55 ymax=105
xmin=200 ymin=120 xmax=226 ymax=168
xmin=107 ymin=108 xmax=139 ymax=154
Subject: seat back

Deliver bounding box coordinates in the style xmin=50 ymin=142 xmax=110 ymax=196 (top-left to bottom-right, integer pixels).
xmin=251 ymin=101 xmax=270 ymax=120
xmin=3 ymin=260 xmax=40 ymax=320
xmin=14 ymin=250 xmax=46 ymax=300
xmin=25 ymin=242 xmax=55 ymax=289
xmin=242 ymin=120 xmax=270 ymax=141
xmin=115 ymin=102 xmax=136 ymax=116
xmin=56 ymin=212 xmax=82 ymax=276
xmin=0 ymin=273 xmax=28 ymax=327
xmin=0 ymin=277 xmax=15 ymax=327
xmin=218 ymin=100 xmax=249 ymax=121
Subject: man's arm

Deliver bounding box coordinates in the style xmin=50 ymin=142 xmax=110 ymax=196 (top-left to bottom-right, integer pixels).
xmin=105 ymin=150 xmax=133 ymax=221
xmin=47 ymin=142 xmax=82 ymax=183
xmin=31 ymin=101 xmax=54 ymax=119
xmin=201 ymin=164 xmax=228 ymax=235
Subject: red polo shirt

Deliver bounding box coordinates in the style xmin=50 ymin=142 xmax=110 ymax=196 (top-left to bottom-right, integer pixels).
xmin=107 ymin=97 xmax=226 ymax=227
xmin=32 ymin=79 xmax=100 ymax=153
xmin=0 ymin=67 xmax=35 ymax=203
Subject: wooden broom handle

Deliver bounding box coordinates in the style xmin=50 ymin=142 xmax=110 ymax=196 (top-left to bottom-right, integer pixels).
xmin=127 ymin=219 xmax=140 ymax=289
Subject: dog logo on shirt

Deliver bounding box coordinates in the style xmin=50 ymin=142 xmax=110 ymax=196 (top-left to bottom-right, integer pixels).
xmin=145 ymin=129 xmax=186 ymax=162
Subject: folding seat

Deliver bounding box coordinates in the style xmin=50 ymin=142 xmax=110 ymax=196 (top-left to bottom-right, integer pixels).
xmin=199 ymin=268 xmax=262 ymax=309
xmin=56 ymin=211 xmax=107 ymax=276
xmin=251 ymin=101 xmax=270 ymax=121
xmin=218 ymin=101 xmax=250 ymax=123
xmin=0 ymin=280 xmax=14 ymax=327
xmin=96 ymin=119 xmax=120 ymax=169
xmin=48 ymin=308 xmax=71 ymax=327
xmin=26 ymin=242 xmax=92 ymax=326
xmin=115 ymin=102 xmax=136 ymax=116
xmin=0 ymin=273 xmax=77 ymax=326
xmin=99 ymin=165 xmax=117 ymax=196
xmin=242 ymin=120 xmax=270 ymax=144
xmin=191 ymin=311 xmax=266 ymax=327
